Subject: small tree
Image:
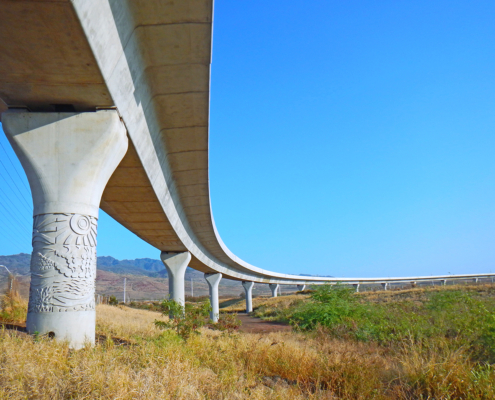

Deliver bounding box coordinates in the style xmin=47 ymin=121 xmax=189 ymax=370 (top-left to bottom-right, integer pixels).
xmin=108 ymin=295 xmax=118 ymax=306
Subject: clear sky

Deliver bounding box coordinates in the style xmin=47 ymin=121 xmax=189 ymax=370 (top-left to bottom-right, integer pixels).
xmin=1 ymin=0 xmax=494 ymax=278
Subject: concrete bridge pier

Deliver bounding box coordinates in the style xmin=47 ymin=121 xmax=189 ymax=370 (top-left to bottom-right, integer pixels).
xmin=160 ymin=251 xmax=191 ymax=312
xmin=381 ymin=283 xmax=389 ymax=291
xmin=205 ymin=273 xmax=222 ymax=322
xmin=473 ymin=278 xmax=479 ymax=284
xmin=269 ymin=283 xmax=279 ymax=297
xmin=2 ymin=111 xmax=128 ymax=349
xmin=441 ymin=279 xmax=447 ymax=286
xmin=296 ymin=284 xmax=306 ymax=291
xmin=353 ymin=283 xmax=360 ymax=293
xmin=242 ymin=281 xmax=254 ymax=313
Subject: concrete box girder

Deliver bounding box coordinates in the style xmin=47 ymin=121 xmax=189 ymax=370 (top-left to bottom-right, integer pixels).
xmin=0 ymin=0 xmax=112 ymax=111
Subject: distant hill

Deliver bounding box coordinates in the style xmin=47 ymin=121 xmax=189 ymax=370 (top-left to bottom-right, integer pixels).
xmin=0 ymin=253 xmax=31 ymax=275
xmin=0 ymin=253 xmax=168 ymax=277
xmin=0 ymin=254 xmax=300 ymax=300
xmin=97 ymin=256 xmax=165 ymax=276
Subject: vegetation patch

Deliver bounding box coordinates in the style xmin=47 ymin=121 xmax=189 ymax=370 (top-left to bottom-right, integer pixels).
xmin=0 ymin=285 xmax=493 ymax=398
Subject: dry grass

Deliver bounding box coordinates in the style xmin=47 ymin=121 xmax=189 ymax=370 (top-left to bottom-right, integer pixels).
xmin=222 ymin=293 xmax=310 ymax=314
xmin=96 ymin=304 xmax=168 ymax=339
xmin=0 ymin=290 xmax=493 ymax=399
xmin=357 ymin=283 xmax=495 ymax=304
xmin=0 ymin=291 xmax=27 ymax=324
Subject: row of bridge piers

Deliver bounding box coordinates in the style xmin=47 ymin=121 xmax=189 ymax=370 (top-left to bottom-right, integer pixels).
xmin=1 ymin=110 xmax=492 ymax=349
xmin=161 ymin=251 xmax=306 ymax=319
xmin=1 ymin=110 xmax=310 ymax=349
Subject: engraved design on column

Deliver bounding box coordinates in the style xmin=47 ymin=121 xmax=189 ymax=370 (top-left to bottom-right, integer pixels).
xmin=28 ymin=213 xmax=97 ymax=313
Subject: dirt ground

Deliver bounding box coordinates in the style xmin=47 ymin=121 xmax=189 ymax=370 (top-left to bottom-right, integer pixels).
xmin=236 ymin=313 xmax=292 ymax=334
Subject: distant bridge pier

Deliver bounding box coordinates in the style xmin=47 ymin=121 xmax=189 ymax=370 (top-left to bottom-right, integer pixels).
xmin=441 ymin=279 xmax=447 ymax=286
xmin=381 ymin=282 xmax=389 ymax=291
xmin=205 ymin=273 xmax=222 ymax=322
xmin=242 ymin=281 xmax=254 ymax=313
xmin=473 ymin=278 xmax=479 ymax=284
xmin=297 ymin=284 xmax=306 ymax=291
xmin=269 ymin=283 xmax=279 ymax=298
xmin=353 ymin=283 xmax=360 ymax=293
xmin=2 ymin=111 xmax=128 ymax=349
xmin=160 ymin=252 xmax=191 ymax=313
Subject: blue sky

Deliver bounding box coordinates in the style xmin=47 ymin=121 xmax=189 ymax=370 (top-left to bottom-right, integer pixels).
xmin=1 ymin=0 xmax=495 ymax=277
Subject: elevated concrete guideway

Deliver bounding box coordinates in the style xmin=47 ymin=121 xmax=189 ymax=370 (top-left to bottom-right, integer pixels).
xmin=0 ymin=0 xmax=492 ymax=287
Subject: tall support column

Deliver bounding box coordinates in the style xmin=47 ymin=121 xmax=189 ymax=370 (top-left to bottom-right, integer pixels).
xmin=474 ymin=278 xmax=479 ymax=284
xmin=242 ymin=281 xmax=254 ymax=313
xmin=381 ymin=283 xmax=388 ymax=291
xmin=296 ymin=284 xmax=306 ymax=292
xmin=269 ymin=283 xmax=279 ymax=297
xmin=205 ymin=273 xmax=222 ymax=322
xmin=353 ymin=283 xmax=360 ymax=293
xmin=160 ymin=251 xmax=191 ymax=308
xmin=441 ymin=279 xmax=447 ymax=286
xmin=2 ymin=111 xmax=128 ymax=349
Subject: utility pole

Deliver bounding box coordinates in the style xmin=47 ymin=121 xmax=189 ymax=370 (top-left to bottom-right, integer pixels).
xmin=123 ymin=277 xmax=126 ymax=304
xmin=0 ymin=265 xmax=13 ymax=292
xmin=191 ymin=276 xmax=194 ymax=298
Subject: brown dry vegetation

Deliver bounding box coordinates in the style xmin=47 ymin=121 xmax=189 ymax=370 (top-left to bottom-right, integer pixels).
xmin=0 ymin=286 xmax=493 ymax=399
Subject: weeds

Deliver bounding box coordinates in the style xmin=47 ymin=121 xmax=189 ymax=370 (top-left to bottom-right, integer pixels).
xmin=155 ymin=299 xmax=211 ymax=339
xmin=0 ymin=290 xmax=27 ymax=323
xmin=0 ymin=286 xmax=493 ymax=398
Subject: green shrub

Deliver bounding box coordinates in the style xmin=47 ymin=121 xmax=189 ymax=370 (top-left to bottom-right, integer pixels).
xmin=155 ymin=299 xmax=211 ymax=340
xmin=108 ymin=295 xmax=118 ymax=306
xmin=280 ymin=284 xmax=495 ymax=363
xmin=290 ymin=284 xmax=366 ymax=332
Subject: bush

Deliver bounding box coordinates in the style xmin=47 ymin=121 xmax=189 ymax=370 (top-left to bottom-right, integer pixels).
xmin=290 ymin=284 xmax=365 ymax=331
xmin=279 ymin=284 xmax=495 ymax=363
xmin=155 ymin=299 xmax=211 ymax=340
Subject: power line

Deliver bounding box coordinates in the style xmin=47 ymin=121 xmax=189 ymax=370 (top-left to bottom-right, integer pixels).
xmin=0 ymin=179 xmax=32 ymax=226
xmin=0 ymin=158 xmax=32 ymax=212
xmin=0 ymin=210 xmax=29 ymax=250
xmin=0 ymin=198 xmax=31 ymax=240
xmin=0 ymin=187 xmax=32 ymax=227
xmin=0 ymin=141 xmax=30 ymax=193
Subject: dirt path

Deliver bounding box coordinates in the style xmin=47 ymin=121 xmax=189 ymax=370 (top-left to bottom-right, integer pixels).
xmin=236 ymin=313 xmax=292 ymax=334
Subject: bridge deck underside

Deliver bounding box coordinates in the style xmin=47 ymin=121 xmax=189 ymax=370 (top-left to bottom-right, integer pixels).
xmin=0 ymin=0 xmax=112 ymax=113
xmin=2 ymin=1 xmax=487 ymax=284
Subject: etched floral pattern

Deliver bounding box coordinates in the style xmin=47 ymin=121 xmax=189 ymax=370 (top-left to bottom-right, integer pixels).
xmin=28 ymin=213 xmax=97 ymax=313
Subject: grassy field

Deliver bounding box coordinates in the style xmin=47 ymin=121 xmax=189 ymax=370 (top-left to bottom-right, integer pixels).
xmin=0 ymin=285 xmax=493 ymax=398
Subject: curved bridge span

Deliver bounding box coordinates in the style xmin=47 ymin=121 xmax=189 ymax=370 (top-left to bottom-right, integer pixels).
xmin=0 ymin=1 xmax=492 ymax=347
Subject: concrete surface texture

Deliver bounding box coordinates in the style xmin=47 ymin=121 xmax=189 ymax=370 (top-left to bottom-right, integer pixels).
xmin=242 ymin=281 xmax=254 ymax=313
xmin=205 ymin=273 xmax=222 ymax=322
xmin=160 ymin=251 xmax=191 ymax=307
xmin=0 ymin=1 xmax=494 ymax=288
xmin=2 ymin=111 xmax=128 ymax=349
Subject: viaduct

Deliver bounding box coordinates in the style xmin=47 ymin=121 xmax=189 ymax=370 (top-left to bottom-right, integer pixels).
xmin=0 ymin=1 xmax=493 ymax=348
